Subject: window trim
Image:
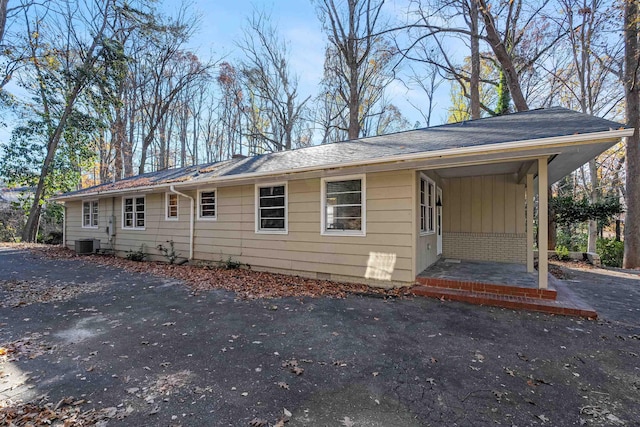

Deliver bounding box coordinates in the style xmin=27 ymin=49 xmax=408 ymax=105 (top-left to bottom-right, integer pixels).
xmin=197 ymin=188 xmax=218 ymax=221
xmin=255 ymin=182 xmax=288 ymax=234
xmin=321 ymin=174 xmax=366 ymax=237
xmin=420 ymin=173 xmax=436 ymax=236
xmin=165 ymin=192 xmax=179 ymax=221
xmin=121 ymin=195 xmax=146 ymax=230
xmin=81 ymin=199 xmax=99 ymax=229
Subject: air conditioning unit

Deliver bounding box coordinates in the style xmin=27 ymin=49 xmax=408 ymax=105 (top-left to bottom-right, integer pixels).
xmin=74 ymin=238 xmax=100 ymax=254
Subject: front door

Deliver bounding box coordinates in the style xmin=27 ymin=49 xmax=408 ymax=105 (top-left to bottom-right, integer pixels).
xmin=437 ymin=188 xmax=442 ymax=255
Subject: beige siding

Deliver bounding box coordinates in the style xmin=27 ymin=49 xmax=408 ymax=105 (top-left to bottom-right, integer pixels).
xmin=65 ymin=170 xmax=416 ymax=286
xmin=66 ymin=194 xmax=191 ymax=258
xmin=443 ymin=174 xmax=525 ymax=234
xmin=441 ymin=173 xmax=526 ymax=264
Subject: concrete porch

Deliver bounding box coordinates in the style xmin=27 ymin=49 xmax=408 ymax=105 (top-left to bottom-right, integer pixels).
xmin=411 ymin=259 xmax=597 ymax=318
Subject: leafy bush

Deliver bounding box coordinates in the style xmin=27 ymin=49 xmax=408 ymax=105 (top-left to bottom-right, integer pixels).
xmin=555 ymin=245 xmax=570 ymax=261
xmin=556 ymin=229 xmax=587 ymax=252
xmin=0 ymin=208 xmax=23 ymax=242
xmin=221 ymin=256 xmax=242 ymax=270
xmin=157 ymin=240 xmax=181 ymax=264
xmin=125 ymin=244 xmax=146 ymax=262
xmin=596 ymin=238 xmax=624 ymax=268
xmin=44 ymin=231 xmax=63 ymax=245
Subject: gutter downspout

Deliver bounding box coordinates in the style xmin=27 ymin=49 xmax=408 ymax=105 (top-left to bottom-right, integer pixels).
xmin=169 ymin=185 xmax=194 ymax=260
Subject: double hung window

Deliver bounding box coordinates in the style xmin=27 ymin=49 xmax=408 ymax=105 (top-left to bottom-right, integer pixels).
xmin=256 ymin=184 xmax=287 ymax=233
xmin=123 ymin=196 xmax=145 ymax=229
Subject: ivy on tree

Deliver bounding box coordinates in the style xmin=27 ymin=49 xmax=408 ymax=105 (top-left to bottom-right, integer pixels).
xmin=550 ymin=195 xmax=623 ymax=227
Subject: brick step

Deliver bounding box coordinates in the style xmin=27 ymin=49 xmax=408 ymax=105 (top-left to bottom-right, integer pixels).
xmin=415 ymin=276 xmax=557 ymax=300
xmin=410 ymin=285 xmax=597 ymax=319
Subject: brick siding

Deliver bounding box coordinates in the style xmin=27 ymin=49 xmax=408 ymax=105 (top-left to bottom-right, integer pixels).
xmin=443 ymin=232 xmax=526 ymax=264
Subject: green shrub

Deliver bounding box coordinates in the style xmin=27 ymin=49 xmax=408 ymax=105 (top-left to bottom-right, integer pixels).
xmin=556 ymin=229 xmax=587 ymax=252
xmin=555 ymin=245 xmax=570 ymax=261
xmin=596 ymin=238 xmax=624 ymax=268
xmin=125 ymin=244 xmax=146 ymax=262
xmin=221 ymin=256 xmax=242 ymax=270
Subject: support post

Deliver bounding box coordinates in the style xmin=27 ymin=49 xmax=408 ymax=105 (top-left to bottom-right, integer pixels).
xmin=538 ymin=157 xmax=548 ymax=289
xmin=526 ymin=173 xmax=534 ymax=273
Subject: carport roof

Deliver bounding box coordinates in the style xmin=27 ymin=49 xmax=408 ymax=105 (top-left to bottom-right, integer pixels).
xmin=55 ymin=107 xmax=631 ymax=200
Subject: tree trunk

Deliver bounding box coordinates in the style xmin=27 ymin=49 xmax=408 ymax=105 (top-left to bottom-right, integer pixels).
xmin=624 ymin=0 xmax=640 ymax=269
xmin=548 ymin=187 xmax=556 ymax=250
xmin=22 ymin=88 xmax=82 ymax=241
xmin=587 ymin=159 xmax=599 ymax=252
xmin=348 ymin=72 xmax=360 ymax=139
xmin=469 ymin=0 xmax=481 ymax=119
xmin=477 ymin=0 xmax=529 ymax=112
xmin=0 ymin=0 xmax=8 ymax=46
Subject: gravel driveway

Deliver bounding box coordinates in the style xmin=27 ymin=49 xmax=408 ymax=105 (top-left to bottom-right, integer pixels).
xmin=1 ymin=246 xmax=639 ymax=426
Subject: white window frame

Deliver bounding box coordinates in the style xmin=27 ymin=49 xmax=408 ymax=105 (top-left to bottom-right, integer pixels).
xmin=255 ymin=182 xmax=288 ymax=234
xmin=122 ymin=195 xmax=146 ymax=230
xmin=197 ymin=188 xmax=217 ymax=221
xmin=420 ymin=174 xmax=436 ymax=235
xmin=81 ymin=200 xmax=99 ymax=229
xmin=321 ymin=174 xmax=366 ymax=237
xmin=165 ymin=192 xmax=179 ymax=221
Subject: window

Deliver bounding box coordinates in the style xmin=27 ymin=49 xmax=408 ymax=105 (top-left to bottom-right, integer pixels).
xmin=198 ymin=189 xmax=217 ymax=220
xmin=256 ymin=183 xmax=287 ymax=233
xmin=82 ymin=200 xmax=99 ymax=228
xmin=321 ymin=175 xmax=365 ymax=236
xmin=420 ymin=175 xmax=435 ymax=234
xmin=122 ymin=196 xmax=145 ymax=229
xmin=166 ymin=193 xmax=178 ymax=220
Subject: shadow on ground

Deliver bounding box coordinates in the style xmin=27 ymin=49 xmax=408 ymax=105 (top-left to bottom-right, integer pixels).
xmin=1 ymin=247 xmax=639 ymax=426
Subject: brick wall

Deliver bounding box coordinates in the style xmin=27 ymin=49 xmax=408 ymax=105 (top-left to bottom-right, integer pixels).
xmin=443 ymin=232 xmax=526 ymax=264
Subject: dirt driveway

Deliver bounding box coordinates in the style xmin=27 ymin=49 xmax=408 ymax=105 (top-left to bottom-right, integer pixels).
xmin=1 ymin=247 xmax=640 ymax=426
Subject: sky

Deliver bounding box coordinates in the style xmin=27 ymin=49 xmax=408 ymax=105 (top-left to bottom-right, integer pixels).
xmin=0 ymin=0 xmax=454 ymax=146
xmin=164 ymin=0 xmax=453 ymax=128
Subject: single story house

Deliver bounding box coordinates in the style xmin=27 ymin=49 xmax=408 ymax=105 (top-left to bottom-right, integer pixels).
xmin=54 ymin=107 xmax=632 ymax=289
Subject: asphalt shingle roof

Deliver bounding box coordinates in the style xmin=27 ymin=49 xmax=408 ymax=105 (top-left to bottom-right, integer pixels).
xmin=59 ymin=107 xmax=626 ymax=199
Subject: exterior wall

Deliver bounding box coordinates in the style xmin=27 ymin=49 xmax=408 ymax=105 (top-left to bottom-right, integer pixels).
xmin=442 ymin=232 xmax=526 ymax=263
xmin=415 ymin=171 xmax=442 ymax=274
xmin=65 ymin=194 xmax=192 ymax=258
xmin=64 ymin=170 xmax=416 ymax=286
xmin=442 ymin=174 xmax=526 ymax=263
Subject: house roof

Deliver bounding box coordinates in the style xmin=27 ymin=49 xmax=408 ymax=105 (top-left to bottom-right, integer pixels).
xmin=56 ymin=107 xmax=630 ymax=201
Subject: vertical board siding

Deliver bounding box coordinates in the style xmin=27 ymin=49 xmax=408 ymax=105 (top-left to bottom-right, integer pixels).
xmin=441 ymin=173 xmax=526 ymax=264
xmin=66 ymin=170 xmax=416 ymax=285
xmin=443 ymin=173 xmax=525 ymax=234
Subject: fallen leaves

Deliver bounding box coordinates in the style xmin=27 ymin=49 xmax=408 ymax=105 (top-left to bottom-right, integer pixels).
xmin=0 ymin=396 xmax=131 ymax=426
xmin=0 ymin=333 xmax=54 ymax=362
xmin=0 ymin=278 xmax=105 ymax=308
xmin=31 ymin=246 xmax=410 ymax=300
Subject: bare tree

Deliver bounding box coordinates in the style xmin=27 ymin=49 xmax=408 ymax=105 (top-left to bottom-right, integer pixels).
xmin=406 ymin=61 xmax=443 ymax=127
xmin=316 ymin=0 xmax=396 ymax=139
xmin=237 ymin=11 xmax=310 ymax=152
xmin=403 ymin=0 xmax=560 ymax=114
xmin=216 ymin=62 xmax=244 ymax=158
xmin=136 ymin=12 xmax=212 ymax=174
